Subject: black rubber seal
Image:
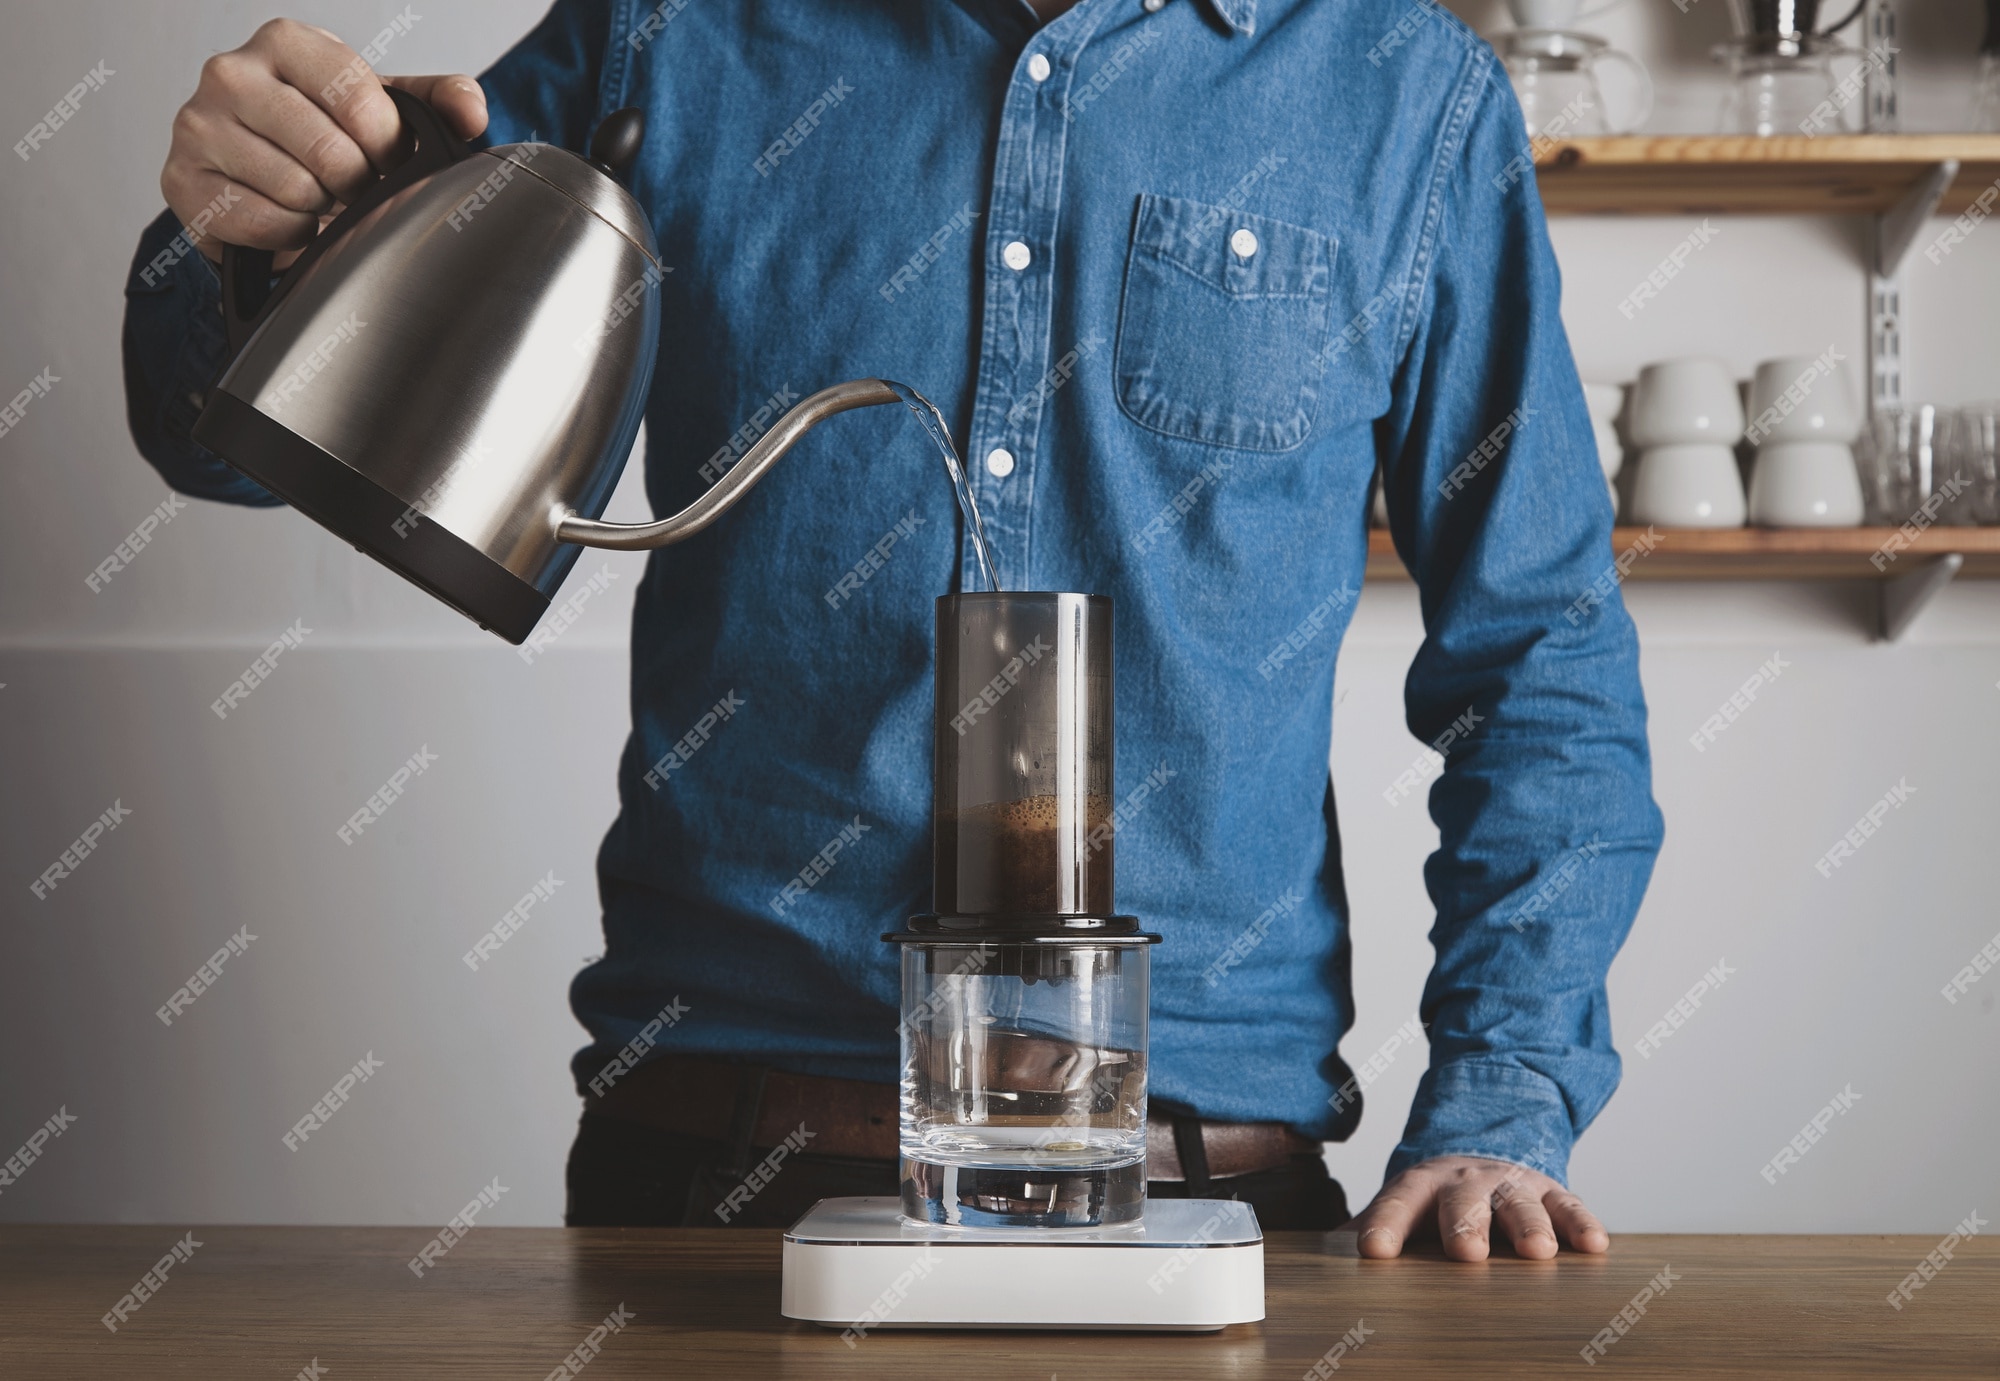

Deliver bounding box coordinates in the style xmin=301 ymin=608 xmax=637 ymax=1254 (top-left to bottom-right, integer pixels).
xmin=192 ymin=388 xmax=552 ymax=645
xmin=884 ymin=913 xmax=1161 ymax=945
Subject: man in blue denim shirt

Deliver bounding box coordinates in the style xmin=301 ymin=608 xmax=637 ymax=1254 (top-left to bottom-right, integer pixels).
xmin=126 ymin=0 xmax=1662 ymax=1253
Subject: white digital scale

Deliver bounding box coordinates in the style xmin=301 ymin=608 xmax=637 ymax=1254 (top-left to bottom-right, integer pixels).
xmin=781 ymin=1196 xmax=1264 ymax=1332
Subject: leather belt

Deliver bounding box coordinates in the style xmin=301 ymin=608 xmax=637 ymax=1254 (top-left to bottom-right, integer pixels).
xmin=594 ymin=1052 xmax=899 ymax=1160
xmin=1144 ymin=1115 xmax=1321 ymax=1182
xmin=590 ymin=1053 xmax=1318 ymax=1180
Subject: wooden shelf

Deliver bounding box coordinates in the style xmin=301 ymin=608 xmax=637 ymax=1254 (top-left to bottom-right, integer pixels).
xmin=1533 ymin=135 xmax=2000 ymax=216
xmin=1365 ymin=526 xmax=2000 ymax=582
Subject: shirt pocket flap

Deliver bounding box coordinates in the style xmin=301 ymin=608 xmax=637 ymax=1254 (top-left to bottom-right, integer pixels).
xmin=1129 ymin=195 xmax=1333 ymax=302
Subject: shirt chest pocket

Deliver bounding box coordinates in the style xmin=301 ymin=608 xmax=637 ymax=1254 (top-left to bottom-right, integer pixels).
xmin=1114 ymin=194 xmax=1336 ymax=454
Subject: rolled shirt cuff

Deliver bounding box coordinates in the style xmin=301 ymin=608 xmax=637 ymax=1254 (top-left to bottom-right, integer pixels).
xmin=1387 ymin=1058 xmax=1578 ymax=1187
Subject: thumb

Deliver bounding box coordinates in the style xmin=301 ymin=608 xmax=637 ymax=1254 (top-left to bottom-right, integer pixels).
xmin=382 ymin=73 xmax=489 ymax=141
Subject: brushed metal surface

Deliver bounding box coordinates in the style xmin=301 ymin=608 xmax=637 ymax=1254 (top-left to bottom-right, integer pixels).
xmin=216 ymin=145 xmax=661 ymax=595
xmin=553 ymin=379 xmax=902 ymax=549
xmin=491 ymin=143 xmax=656 ymax=251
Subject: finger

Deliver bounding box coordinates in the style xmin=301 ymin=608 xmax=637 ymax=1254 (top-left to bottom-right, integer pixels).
xmin=194 ymin=28 xmax=382 ymax=205
xmin=1491 ymin=1177 xmax=1560 ymax=1260
xmin=233 ymin=77 xmax=378 ymax=206
xmin=161 ymin=158 xmax=317 ymax=258
xmin=1437 ymin=1177 xmax=1494 ymax=1262
xmin=1545 ymin=1189 xmax=1610 ymax=1255
xmin=1351 ymin=1172 xmax=1433 ymax=1259
xmin=187 ymin=105 xmax=338 ymax=217
xmin=385 ymin=74 xmax=490 ymax=141
xmin=252 ymin=19 xmax=405 ymax=169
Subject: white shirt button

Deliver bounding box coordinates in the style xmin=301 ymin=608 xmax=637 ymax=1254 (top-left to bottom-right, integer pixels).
xmin=1027 ymin=53 xmax=1052 ymax=82
xmin=1144 ymin=0 xmax=1165 ymax=11
xmin=1230 ymin=227 xmax=1259 ymax=258
xmin=985 ymin=447 xmax=1016 ymax=478
xmin=1002 ymin=240 xmax=1032 ymax=271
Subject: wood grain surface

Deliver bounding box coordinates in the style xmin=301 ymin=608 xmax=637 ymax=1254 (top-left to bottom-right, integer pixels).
xmin=4 ymin=1226 xmax=1995 ymax=1378
xmin=1531 ymin=135 xmax=2000 ymax=217
xmin=1365 ymin=527 xmax=2000 ymax=581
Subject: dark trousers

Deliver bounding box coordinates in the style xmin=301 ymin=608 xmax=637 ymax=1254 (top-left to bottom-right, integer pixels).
xmin=565 ymin=1111 xmax=1350 ymax=1230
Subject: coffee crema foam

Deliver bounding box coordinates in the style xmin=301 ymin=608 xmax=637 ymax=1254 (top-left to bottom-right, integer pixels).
xmin=936 ymin=793 xmax=1113 ymax=915
xmin=962 ymin=793 xmax=1111 ymax=832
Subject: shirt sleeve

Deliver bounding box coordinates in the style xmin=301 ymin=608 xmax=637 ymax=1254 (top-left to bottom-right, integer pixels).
xmin=121 ymin=207 xmax=282 ymax=506
xmin=119 ymin=0 xmax=615 ymax=505
xmin=478 ymin=0 xmax=618 ymax=149
xmin=1373 ymin=59 xmax=1665 ymax=1187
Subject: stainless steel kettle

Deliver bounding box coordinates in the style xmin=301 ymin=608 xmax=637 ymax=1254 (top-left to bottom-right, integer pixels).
xmin=193 ymin=88 xmax=898 ymax=644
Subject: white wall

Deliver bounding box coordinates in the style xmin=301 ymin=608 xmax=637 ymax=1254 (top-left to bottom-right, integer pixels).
xmin=2 ymin=0 xmax=1996 ymax=1233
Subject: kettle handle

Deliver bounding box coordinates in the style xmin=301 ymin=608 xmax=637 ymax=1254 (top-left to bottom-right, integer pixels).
xmin=220 ymin=85 xmax=471 ymax=360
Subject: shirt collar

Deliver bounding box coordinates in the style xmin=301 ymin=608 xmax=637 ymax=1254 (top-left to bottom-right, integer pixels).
xmin=1203 ymin=0 xmax=1256 ymax=34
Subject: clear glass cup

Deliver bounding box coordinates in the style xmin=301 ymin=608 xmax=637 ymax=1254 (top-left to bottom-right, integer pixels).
xmin=1974 ymin=53 xmax=2000 ymax=133
xmin=1857 ymin=405 xmax=1944 ymax=526
xmin=897 ymin=938 xmax=1151 ymax=1228
xmin=1943 ymin=406 xmax=2000 ymax=524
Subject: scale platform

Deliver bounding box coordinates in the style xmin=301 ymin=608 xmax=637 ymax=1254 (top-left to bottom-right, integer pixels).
xmin=781 ymin=1195 xmax=1264 ymax=1333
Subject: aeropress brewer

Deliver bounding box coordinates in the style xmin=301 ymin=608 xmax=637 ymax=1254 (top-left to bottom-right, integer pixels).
xmin=780 ymin=595 xmax=1264 ymax=1332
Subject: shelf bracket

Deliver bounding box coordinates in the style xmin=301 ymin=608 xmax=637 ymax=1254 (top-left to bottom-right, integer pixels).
xmin=1876 ymin=160 xmax=1959 ymax=278
xmin=1864 ymin=0 xmax=1899 ymax=133
xmin=1868 ymin=160 xmax=1957 ymax=419
xmin=1878 ymin=552 xmax=1962 ymax=641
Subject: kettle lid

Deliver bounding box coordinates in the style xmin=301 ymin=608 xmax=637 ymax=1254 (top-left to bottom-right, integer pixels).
xmin=483 ymin=142 xmax=659 ymax=260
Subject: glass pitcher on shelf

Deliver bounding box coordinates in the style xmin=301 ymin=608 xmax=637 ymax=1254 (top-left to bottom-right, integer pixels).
xmin=1497 ymin=28 xmax=1654 ymax=138
xmin=1713 ymin=0 xmax=1865 ymax=136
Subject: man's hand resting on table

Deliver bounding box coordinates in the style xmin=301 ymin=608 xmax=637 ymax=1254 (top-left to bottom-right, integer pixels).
xmin=1351 ymin=1155 xmax=1610 ymax=1261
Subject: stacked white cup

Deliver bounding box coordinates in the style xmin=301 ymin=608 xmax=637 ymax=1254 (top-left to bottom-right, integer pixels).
xmin=1628 ymin=357 xmax=1747 ymax=527
xmin=1582 ymin=382 xmax=1624 ymax=516
xmin=1743 ymin=356 xmax=1864 ymax=527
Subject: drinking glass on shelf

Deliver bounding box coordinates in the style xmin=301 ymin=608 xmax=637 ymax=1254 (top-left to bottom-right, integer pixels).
xmin=1974 ymin=54 xmax=2000 ymax=132
xmin=1975 ymin=0 xmax=2000 ymax=132
xmin=1943 ymin=406 xmax=2000 ymax=524
xmin=1855 ymin=405 xmax=1941 ymax=525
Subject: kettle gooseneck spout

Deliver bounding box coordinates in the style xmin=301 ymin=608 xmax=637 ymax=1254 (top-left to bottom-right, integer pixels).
xmin=551 ymin=378 xmax=902 ymax=550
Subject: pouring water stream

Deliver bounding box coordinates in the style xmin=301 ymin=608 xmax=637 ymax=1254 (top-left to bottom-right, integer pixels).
xmin=886 ymin=381 xmax=1001 ymax=593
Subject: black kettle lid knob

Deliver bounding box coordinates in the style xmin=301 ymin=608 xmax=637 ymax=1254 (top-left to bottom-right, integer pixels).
xmin=588 ymin=108 xmax=645 ymax=182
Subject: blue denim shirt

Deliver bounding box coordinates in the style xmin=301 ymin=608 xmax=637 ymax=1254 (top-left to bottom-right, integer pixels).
xmin=122 ymin=0 xmax=1663 ymax=1184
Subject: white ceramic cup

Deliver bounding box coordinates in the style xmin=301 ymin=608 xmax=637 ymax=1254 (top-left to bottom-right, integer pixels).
xmin=1509 ymin=0 xmax=1635 ymax=33
xmin=1748 ymin=440 xmax=1864 ymax=527
xmin=1509 ymin=0 xmax=1585 ymax=27
xmin=1507 ymin=0 xmax=1631 ymax=29
xmin=1593 ymin=417 xmax=1624 ymax=479
xmin=1581 ymin=381 xmax=1624 ymax=424
xmin=1745 ymin=356 xmax=1859 ymax=445
xmin=1630 ymin=357 xmax=1746 ymax=448
xmin=1630 ymin=443 xmax=1747 ymax=527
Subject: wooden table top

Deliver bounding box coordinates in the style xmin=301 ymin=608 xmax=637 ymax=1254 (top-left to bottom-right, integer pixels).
xmin=5 ymin=1226 xmax=1995 ymax=1378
